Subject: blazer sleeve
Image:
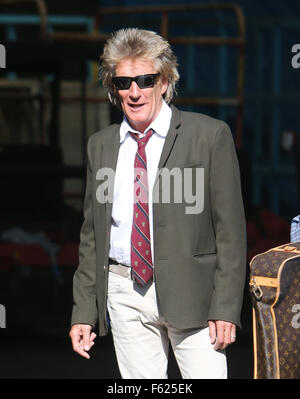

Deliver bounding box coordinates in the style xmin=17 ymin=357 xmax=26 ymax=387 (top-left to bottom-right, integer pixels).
xmin=71 ymin=136 xmax=98 ymax=328
xmin=207 ymin=122 xmax=247 ymax=328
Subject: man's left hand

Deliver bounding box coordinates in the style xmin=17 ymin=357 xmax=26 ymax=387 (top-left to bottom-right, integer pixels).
xmin=208 ymin=320 xmax=236 ymax=350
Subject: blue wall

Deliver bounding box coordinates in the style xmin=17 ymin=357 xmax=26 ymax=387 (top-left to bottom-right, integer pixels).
xmin=1 ymin=0 xmax=300 ymax=220
xmin=95 ymin=0 xmax=300 ymax=220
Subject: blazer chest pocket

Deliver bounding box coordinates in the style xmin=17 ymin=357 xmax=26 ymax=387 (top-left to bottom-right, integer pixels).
xmin=176 ymin=162 xmax=203 ymax=171
xmin=193 ymin=251 xmax=217 ymax=258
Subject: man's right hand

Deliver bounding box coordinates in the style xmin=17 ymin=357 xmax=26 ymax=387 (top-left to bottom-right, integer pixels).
xmin=69 ymin=324 xmax=97 ymax=359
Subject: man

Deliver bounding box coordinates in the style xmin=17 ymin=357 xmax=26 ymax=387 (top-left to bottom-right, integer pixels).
xmin=69 ymin=28 xmax=246 ymax=379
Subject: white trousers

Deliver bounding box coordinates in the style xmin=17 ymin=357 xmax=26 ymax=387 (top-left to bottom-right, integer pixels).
xmin=107 ymin=270 xmax=227 ymax=379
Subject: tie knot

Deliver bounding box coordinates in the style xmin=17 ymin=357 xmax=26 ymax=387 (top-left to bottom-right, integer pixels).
xmin=130 ymin=129 xmax=153 ymax=149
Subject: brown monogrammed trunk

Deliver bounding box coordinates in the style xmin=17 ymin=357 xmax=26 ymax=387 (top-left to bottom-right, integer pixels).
xmin=249 ymin=243 xmax=300 ymax=379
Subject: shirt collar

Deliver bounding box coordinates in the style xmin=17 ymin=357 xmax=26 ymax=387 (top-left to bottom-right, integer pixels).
xmin=119 ymin=99 xmax=172 ymax=143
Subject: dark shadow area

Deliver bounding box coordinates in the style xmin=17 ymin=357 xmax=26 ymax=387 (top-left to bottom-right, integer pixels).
xmin=0 ymin=264 xmax=253 ymax=379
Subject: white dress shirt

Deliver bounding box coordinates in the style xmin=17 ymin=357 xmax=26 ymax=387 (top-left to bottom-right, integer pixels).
xmin=109 ymin=100 xmax=172 ymax=266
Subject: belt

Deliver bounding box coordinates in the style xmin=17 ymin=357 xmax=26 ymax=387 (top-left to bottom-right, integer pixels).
xmin=109 ymin=259 xmax=131 ymax=279
xmin=108 ymin=258 xmax=155 ymax=282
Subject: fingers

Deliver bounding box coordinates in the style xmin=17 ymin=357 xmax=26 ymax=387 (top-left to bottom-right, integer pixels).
xmin=70 ymin=324 xmax=90 ymax=359
xmin=229 ymin=324 xmax=236 ymax=344
xmin=208 ymin=320 xmax=216 ymax=345
xmin=223 ymin=322 xmax=236 ymax=347
xmin=83 ymin=331 xmax=97 ymax=352
xmin=69 ymin=324 xmax=96 ymax=359
xmin=82 ymin=325 xmax=92 ymax=351
xmin=208 ymin=320 xmax=236 ymax=351
xmin=90 ymin=332 xmax=97 ymax=343
xmin=215 ymin=321 xmax=225 ymax=350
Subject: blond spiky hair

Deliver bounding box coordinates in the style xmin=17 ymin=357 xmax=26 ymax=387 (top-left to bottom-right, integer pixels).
xmin=99 ymin=28 xmax=179 ymax=106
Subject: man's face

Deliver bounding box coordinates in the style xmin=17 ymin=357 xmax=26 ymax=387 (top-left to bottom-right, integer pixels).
xmin=114 ymin=58 xmax=168 ymax=133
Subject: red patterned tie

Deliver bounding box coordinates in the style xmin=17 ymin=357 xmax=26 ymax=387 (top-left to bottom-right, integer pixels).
xmin=130 ymin=129 xmax=154 ymax=285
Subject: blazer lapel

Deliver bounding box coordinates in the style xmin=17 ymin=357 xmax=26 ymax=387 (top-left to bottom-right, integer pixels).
xmin=155 ymin=105 xmax=181 ymax=184
xmin=102 ymin=126 xmax=120 ymax=234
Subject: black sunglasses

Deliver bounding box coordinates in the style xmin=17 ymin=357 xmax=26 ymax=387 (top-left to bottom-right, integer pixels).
xmin=112 ymin=73 xmax=160 ymax=90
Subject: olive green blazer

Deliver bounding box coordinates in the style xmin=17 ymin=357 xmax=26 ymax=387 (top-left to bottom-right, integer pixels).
xmin=71 ymin=105 xmax=247 ymax=336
